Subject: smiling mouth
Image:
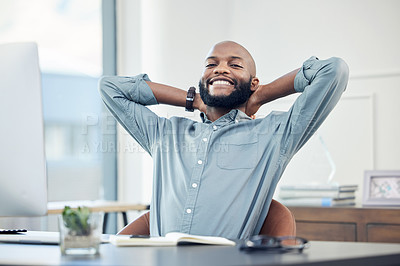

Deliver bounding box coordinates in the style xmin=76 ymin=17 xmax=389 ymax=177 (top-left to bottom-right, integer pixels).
xmin=209 ymin=78 xmax=234 ymax=86
xmin=212 ymin=80 xmax=231 ymax=86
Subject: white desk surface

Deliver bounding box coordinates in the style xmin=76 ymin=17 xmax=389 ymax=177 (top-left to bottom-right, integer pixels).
xmin=1 ymin=237 xmax=400 ymax=265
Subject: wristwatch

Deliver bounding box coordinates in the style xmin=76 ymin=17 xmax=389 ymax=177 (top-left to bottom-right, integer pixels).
xmin=185 ymin=87 xmax=196 ymax=112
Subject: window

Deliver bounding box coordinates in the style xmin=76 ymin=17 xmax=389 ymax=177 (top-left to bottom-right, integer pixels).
xmin=0 ymin=0 xmax=116 ymax=230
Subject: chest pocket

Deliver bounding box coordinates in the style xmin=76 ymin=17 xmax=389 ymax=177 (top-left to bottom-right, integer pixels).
xmin=216 ymin=135 xmax=258 ymax=170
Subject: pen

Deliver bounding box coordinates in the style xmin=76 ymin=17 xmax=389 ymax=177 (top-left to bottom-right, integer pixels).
xmin=130 ymin=235 xmax=150 ymax=238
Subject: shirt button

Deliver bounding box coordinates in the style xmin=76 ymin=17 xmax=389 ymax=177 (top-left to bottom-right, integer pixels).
xmin=202 ymin=138 xmax=208 ymax=142
xmin=213 ymin=125 xmax=218 ymax=131
xmin=192 ymin=183 xmax=198 ymax=188
xmin=186 ymin=208 xmax=192 ymax=214
xmin=197 ymin=160 xmax=203 ymax=165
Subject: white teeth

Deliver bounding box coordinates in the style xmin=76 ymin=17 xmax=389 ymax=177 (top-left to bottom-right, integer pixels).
xmin=213 ymin=80 xmax=231 ymax=85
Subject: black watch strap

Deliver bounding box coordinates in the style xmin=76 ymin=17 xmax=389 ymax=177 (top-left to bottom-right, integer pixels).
xmin=185 ymin=87 xmax=196 ymax=112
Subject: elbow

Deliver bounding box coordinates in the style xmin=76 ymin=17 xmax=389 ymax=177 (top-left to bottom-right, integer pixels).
xmin=98 ymin=75 xmax=113 ymax=95
xmin=98 ymin=75 xmax=122 ymax=101
xmin=333 ymin=57 xmax=349 ymax=84
xmin=331 ymin=57 xmax=349 ymax=78
xmin=327 ymin=57 xmax=350 ymax=92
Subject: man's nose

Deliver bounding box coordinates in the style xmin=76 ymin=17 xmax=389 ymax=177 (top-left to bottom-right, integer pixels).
xmin=213 ymin=63 xmax=230 ymax=75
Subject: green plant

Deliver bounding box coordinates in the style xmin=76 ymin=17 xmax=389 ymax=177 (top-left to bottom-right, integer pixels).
xmin=62 ymin=206 xmax=91 ymax=236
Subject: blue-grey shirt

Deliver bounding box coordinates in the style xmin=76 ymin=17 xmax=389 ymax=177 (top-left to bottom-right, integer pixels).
xmin=99 ymin=56 xmax=349 ymax=239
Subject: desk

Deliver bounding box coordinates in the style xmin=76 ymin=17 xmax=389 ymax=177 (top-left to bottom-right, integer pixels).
xmin=48 ymin=201 xmax=149 ymax=232
xmin=1 ymin=240 xmax=400 ymax=265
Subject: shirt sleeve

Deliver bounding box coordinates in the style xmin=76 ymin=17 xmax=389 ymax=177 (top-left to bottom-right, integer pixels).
xmin=98 ymin=74 xmax=164 ymax=155
xmin=277 ymin=56 xmax=349 ymax=159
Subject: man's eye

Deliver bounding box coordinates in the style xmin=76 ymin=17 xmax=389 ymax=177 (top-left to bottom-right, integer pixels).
xmin=206 ymin=63 xmax=216 ymax=68
xmin=231 ymin=64 xmax=243 ymax=68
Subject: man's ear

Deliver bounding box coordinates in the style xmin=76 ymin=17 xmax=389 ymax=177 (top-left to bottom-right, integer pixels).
xmin=251 ymin=77 xmax=260 ymax=92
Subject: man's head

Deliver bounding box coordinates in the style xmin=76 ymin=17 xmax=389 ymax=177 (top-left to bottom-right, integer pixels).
xmin=199 ymin=41 xmax=259 ymax=109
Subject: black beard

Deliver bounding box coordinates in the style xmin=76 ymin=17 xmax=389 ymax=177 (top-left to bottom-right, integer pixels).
xmin=198 ymin=77 xmax=253 ymax=109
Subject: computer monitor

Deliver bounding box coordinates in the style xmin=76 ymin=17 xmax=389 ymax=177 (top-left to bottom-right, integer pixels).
xmin=0 ymin=42 xmax=47 ymax=217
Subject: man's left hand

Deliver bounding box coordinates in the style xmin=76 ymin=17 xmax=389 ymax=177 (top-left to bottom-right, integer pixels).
xmin=245 ymin=85 xmax=262 ymax=117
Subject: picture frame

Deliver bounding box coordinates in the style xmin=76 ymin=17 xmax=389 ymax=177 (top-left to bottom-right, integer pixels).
xmin=363 ymin=170 xmax=400 ymax=206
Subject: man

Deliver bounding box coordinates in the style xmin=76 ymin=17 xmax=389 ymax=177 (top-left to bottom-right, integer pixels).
xmin=99 ymin=41 xmax=349 ymax=239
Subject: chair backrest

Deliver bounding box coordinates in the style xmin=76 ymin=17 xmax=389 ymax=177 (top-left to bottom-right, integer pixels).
xmin=118 ymin=199 xmax=296 ymax=237
xmin=260 ymin=199 xmax=296 ymax=237
xmin=118 ymin=210 xmax=150 ymax=235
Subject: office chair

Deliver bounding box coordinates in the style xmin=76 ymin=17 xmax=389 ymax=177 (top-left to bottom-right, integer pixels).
xmin=117 ymin=199 xmax=296 ymax=237
xmin=259 ymin=199 xmax=296 ymax=236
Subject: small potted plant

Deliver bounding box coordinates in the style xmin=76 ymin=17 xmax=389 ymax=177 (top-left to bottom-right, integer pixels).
xmin=59 ymin=206 xmax=103 ymax=255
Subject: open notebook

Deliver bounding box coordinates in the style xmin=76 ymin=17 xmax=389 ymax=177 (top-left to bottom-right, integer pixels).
xmin=110 ymin=232 xmax=236 ymax=247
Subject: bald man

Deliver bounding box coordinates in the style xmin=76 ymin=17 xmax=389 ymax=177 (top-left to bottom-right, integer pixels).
xmin=99 ymin=41 xmax=349 ymax=239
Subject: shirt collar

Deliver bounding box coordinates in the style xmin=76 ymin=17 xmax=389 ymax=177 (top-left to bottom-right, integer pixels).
xmin=200 ymin=109 xmax=252 ymax=124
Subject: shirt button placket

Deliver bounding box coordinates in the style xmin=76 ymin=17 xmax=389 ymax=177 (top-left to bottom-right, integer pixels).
xmin=182 ymin=128 xmax=212 ymax=233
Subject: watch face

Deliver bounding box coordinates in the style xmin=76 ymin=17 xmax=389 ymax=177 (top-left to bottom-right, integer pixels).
xmin=369 ymin=176 xmax=400 ymax=199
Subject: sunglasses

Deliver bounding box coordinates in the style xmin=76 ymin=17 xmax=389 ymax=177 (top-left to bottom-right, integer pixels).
xmin=240 ymin=235 xmax=309 ymax=253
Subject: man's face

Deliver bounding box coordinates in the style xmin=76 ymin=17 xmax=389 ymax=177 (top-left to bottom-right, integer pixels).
xmin=199 ymin=41 xmax=257 ymax=109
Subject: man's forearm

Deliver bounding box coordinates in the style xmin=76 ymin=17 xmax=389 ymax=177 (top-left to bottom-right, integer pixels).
xmin=146 ymin=81 xmax=205 ymax=112
xmin=255 ymin=68 xmax=299 ymax=106
xmin=245 ymin=68 xmax=299 ymax=116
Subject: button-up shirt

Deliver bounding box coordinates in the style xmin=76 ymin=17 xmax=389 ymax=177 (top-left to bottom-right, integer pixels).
xmin=99 ymin=56 xmax=349 ymax=239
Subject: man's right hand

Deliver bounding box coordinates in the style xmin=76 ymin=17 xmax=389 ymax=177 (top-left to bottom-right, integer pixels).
xmin=194 ymin=94 xmax=207 ymax=113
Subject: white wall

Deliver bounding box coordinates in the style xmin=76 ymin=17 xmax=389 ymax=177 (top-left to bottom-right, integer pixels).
xmin=116 ymin=0 xmax=400 ymax=209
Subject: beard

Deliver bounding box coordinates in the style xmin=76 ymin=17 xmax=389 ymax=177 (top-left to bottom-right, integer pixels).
xmin=199 ymin=77 xmax=253 ymax=109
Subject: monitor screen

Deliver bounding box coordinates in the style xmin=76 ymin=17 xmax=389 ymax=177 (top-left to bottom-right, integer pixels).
xmin=0 ymin=42 xmax=48 ymax=217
